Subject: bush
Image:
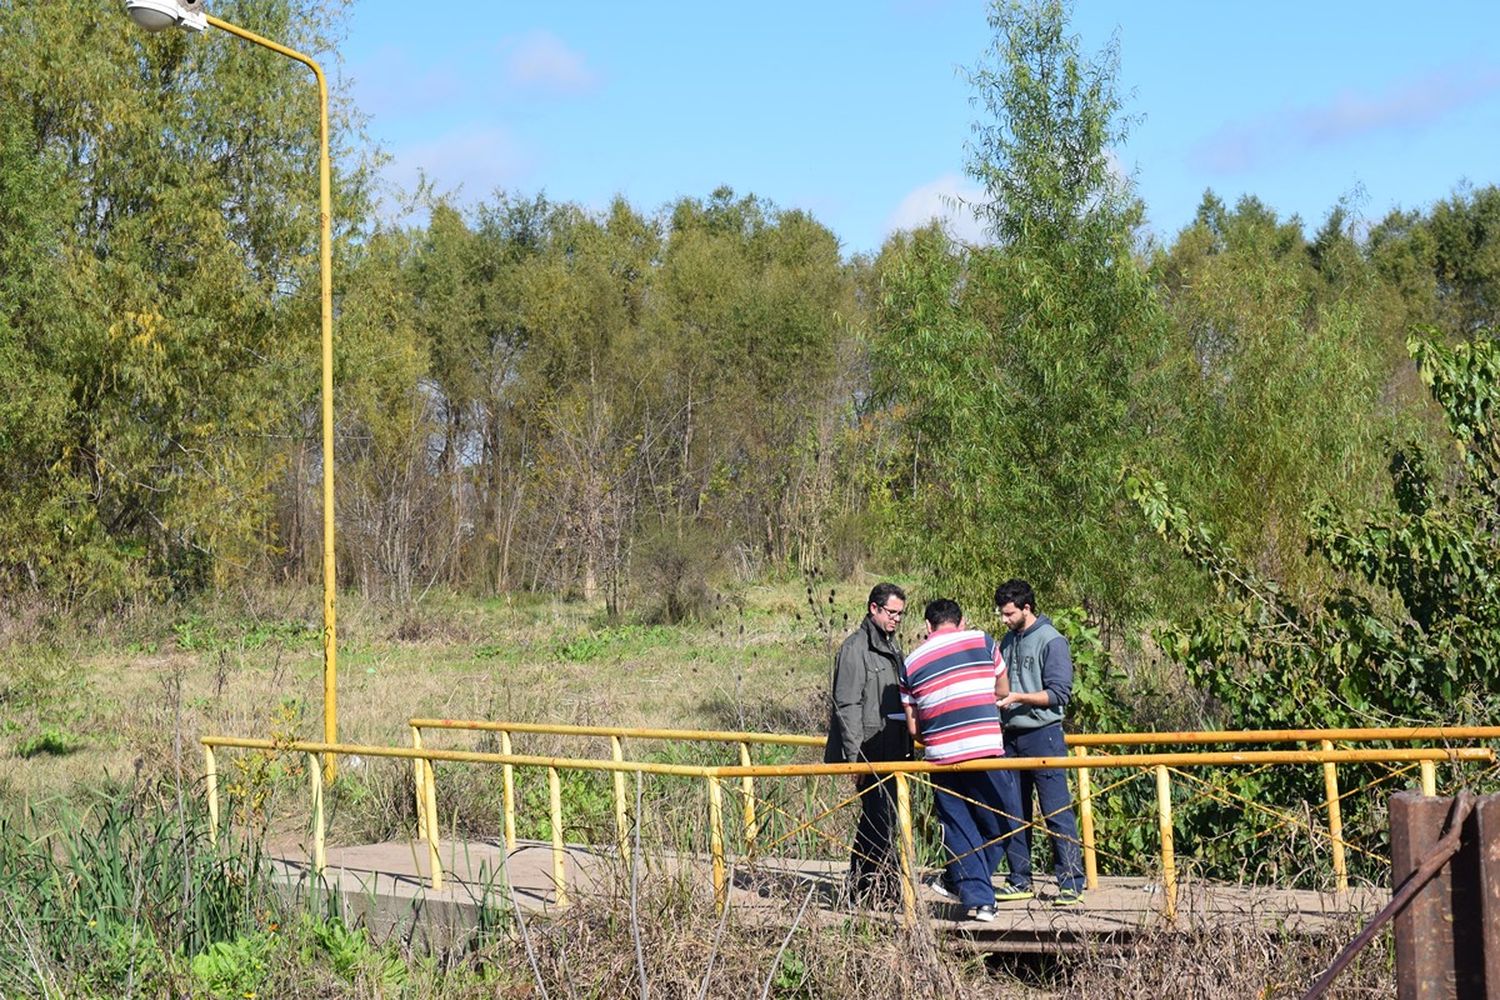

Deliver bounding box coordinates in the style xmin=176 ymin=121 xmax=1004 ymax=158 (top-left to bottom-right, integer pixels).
xmin=632 ymin=522 xmax=723 ymax=624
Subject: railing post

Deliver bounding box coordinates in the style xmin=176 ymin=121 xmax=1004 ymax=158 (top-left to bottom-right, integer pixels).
xmin=307 ymin=752 xmax=326 ymax=879
xmin=500 ymin=730 xmax=517 ymax=851
xmin=1075 ymin=745 xmax=1098 ymax=890
xmin=739 ymin=741 xmax=757 ymax=855
xmin=204 ymin=745 xmax=219 ymax=846
xmin=423 ymin=749 xmax=438 ymax=893
xmin=409 ymin=726 xmax=429 ymax=866
xmin=1320 ymin=738 xmax=1348 ymax=892
xmin=1155 ymin=765 xmax=1176 ymax=920
xmin=549 ymin=766 xmax=567 ymax=907
xmin=611 ymin=735 xmax=629 ymax=863
xmin=1420 ymin=759 xmax=1437 ymax=797
xmin=708 ymin=774 xmax=727 ymax=913
xmin=894 ymin=772 xmax=917 ymax=927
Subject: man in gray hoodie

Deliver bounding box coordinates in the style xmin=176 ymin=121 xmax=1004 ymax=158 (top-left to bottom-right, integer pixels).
xmin=995 ymin=578 xmax=1086 ymax=906
xmin=824 ymin=582 xmax=911 ymax=902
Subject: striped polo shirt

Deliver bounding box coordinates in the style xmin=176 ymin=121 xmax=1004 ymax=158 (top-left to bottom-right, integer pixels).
xmin=899 ymin=628 xmax=1006 ymax=764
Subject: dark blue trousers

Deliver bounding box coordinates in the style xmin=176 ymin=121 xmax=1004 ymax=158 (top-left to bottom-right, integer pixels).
xmin=931 ymin=767 xmax=1026 ymax=908
xmin=1003 ymin=723 xmax=1085 ymax=892
xmin=850 ymin=773 xmax=899 ymax=894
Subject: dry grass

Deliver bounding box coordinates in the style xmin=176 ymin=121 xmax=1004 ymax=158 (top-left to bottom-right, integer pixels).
xmin=1054 ymin=922 xmax=1393 ymax=999
xmin=0 ymin=581 xmax=1403 ymax=998
xmin=0 ymin=579 xmax=849 ymax=809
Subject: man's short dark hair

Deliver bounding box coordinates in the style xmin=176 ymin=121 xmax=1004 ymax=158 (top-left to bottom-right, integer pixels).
xmin=923 ymin=598 xmax=963 ymax=628
xmin=868 ymin=582 xmax=906 ymax=609
xmin=994 ymin=579 xmax=1037 ymax=613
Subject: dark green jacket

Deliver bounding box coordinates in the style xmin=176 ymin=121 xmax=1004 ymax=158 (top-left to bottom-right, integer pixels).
xmin=824 ymin=616 xmax=910 ymax=763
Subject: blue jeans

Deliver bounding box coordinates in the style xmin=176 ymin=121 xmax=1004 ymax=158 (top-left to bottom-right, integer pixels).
xmin=1003 ymin=723 xmax=1085 ymax=893
xmin=931 ymin=766 xmax=1028 ymax=907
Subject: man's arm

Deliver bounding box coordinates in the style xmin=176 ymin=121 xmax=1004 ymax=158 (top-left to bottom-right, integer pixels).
xmin=998 ymin=636 xmax=1074 ymax=710
xmin=1039 ymin=635 xmax=1073 ymax=710
xmin=994 ymin=670 xmax=1011 ymax=701
xmin=993 ymin=638 xmax=1010 ymax=701
xmin=830 ymin=642 xmax=865 ymax=763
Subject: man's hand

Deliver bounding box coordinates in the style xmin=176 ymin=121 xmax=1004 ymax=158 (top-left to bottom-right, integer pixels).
xmin=998 ymin=690 xmax=1049 ymax=710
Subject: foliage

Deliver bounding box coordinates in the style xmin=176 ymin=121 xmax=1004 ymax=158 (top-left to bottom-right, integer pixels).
xmin=1122 ymin=330 xmax=1500 ymax=875
xmin=190 ymin=930 xmax=276 ymax=999
xmin=223 ymin=698 xmax=310 ymax=834
xmin=1151 ymin=194 xmax=1405 ymax=593
xmin=1127 ymin=328 xmax=1500 ymax=727
xmin=301 ymin=913 xmax=407 ymax=989
xmin=0 ymin=786 xmax=271 ymax=996
xmin=632 ymin=520 xmax=723 ymax=624
xmin=870 ymin=0 xmax=1171 ymax=620
xmin=15 ymin=727 xmax=77 ymax=759
xmin=0 ymin=0 xmax=375 ymax=609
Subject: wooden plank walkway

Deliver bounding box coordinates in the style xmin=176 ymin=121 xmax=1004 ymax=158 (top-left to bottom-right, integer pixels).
xmin=271 ymin=839 xmax=1386 ymax=954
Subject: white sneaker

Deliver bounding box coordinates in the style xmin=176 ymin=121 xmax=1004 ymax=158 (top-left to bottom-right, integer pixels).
xmin=973 ymin=904 xmax=998 ymax=922
xmin=925 ymin=876 xmax=956 ymax=900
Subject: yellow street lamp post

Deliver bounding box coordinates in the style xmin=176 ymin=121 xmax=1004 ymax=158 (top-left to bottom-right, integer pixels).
xmin=125 ymin=0 xmax=339 ymax=777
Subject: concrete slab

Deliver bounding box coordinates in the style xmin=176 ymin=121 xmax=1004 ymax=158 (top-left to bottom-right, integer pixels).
xmin=271 ymin=839 xmax=1388 ymax=954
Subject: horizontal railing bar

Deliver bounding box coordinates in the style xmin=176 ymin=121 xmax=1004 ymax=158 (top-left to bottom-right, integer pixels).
xmin=201 ymin=736 xmax=1492 ymax=778
xmin=411 ymin=718 xmax=1500 ymax=750
xmin=712 ymin=747 xmax=1494 ymax=778
xmin=408 ymin=718 xmax=824 ymax=746
xmin=1070 ymin=726 xmax=1500 ymax=746
xmin=199 ymin=737 xmax=714 ymax=777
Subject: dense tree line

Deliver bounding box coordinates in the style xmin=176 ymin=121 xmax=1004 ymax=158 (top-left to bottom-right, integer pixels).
xmin=5 ymin=0 xmax=1500 ymax=679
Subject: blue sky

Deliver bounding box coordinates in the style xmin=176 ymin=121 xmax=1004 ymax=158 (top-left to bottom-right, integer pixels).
xmin=339 ymin=1 xmax=1500 ymax=256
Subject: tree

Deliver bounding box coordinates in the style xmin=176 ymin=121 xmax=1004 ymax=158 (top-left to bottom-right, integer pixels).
xmin=0 ymin=0 xmax=373 ymax=605
xmin=871 ymin=0 xmax=1168 ymax=620
xmin=1128 ymin=328 xmax=1500 ymax=728
xmin=1150 ymin=194 xmax=1400 ymax=593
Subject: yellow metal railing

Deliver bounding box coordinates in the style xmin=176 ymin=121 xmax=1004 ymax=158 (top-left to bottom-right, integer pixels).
xmin=201 ymin=733 xmax=1494 ymax=924
xmin=407 ymin=719 xmax=823 ymax=860
xmin=407 ymin=717 xmax=1500 ymax=895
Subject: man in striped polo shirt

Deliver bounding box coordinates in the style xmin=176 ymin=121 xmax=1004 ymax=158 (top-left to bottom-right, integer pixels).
xmin=899 ymin=598 xmax=1029 ymax=920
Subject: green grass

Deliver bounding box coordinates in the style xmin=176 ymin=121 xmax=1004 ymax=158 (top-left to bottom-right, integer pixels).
xmin=0 ymin=576 xmax=879 ymax=814
xmin=0 ymin=577 xmax=1410 ymax=998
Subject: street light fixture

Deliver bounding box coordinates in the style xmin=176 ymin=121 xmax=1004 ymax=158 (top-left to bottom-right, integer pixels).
xmin=125 ymin=0 xmax=205 ymax=32
xmin=124 ymin=0 xmax=340 ymax=777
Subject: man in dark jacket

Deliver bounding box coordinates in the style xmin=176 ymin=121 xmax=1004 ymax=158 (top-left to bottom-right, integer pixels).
xmin=995 ymin=578 xmax=1086 ymax=906
xmin=824 ymin=581 xmax=911 ymax=901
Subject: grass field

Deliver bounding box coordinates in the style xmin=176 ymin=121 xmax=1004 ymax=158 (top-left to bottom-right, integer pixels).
xmin=2 ymin=576 xmax=874 ymax=810
xmin=0 ymin=580 xmax=1398 ymax=998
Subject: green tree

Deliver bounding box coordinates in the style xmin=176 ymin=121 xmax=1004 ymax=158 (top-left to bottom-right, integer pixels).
xmin=1151 ymin=194 xmax=1401 ymax=594
xmin=0 ymin=0 xmax=372 ymax=605
xmin=1127 ymin=329 xmax=1500 ymax=727
xmin=872 ymin=0 xmax=1168 ymax=618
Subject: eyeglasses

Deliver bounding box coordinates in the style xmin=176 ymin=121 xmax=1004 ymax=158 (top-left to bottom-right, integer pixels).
xmin=878 ymin=605 xmax=904 ymax=617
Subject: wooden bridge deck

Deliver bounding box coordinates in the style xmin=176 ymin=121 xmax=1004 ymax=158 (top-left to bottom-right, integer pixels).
xmin=271 ymin=838 xmax=1385 ymax=954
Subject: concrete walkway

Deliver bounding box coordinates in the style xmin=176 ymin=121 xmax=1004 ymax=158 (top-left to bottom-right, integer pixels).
xmin=271 ymin=838 xmax=1387 ymax=954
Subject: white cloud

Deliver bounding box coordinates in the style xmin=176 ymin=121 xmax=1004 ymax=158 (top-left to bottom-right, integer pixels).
xmin=885 ymin=174 xmax=988 ymax=244
xmin=502 ymin=30 xmax=598 ymax=95
xmin=1190 ymin=65 xmax=1500 ymax=175
xmin=349 ymin=46 xmax=464 ymax=119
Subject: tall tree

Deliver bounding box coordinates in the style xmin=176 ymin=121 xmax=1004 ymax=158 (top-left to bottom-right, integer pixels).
xmin=0 ymin=0 xmax=371 ymax=604
xmin=872 ymin=0 xmax=1168 ymax=619
xmin=1151 ymin=194 xmax=1400 ymax=594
